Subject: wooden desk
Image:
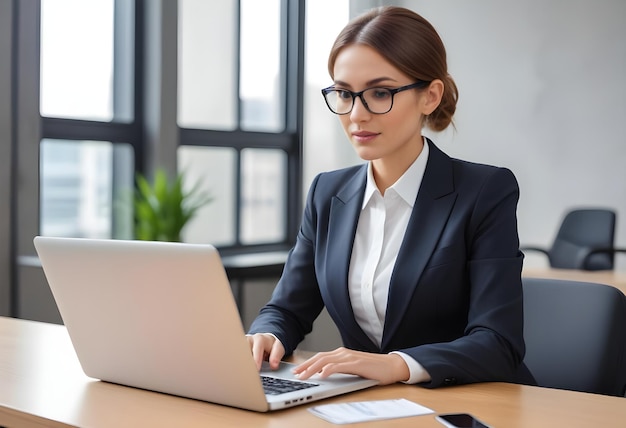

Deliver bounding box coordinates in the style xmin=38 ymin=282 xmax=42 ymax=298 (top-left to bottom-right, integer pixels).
xmin=1 ymin=317 xmax=625 ymax=428
xmin=523 ymin=267 xmax=626 ymax=296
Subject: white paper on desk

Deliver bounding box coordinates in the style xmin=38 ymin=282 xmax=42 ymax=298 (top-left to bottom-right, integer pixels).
xmin=308 ymin=398 xmax=434 ymax=424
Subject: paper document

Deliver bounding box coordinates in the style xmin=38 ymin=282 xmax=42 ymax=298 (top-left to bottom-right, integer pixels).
xmin=308 ymin=398 xmax=434 ymax=424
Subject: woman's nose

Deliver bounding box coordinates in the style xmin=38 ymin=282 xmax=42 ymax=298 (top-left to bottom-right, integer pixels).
xmin=350 ymin=95 xmax=371 ymax=121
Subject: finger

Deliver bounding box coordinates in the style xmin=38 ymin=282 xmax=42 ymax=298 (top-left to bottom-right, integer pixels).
xmin=293 ymin=353 xmax=319 ymax=375
xmin=268 ymin=339 xmax=285 ymax=370
xmin=295 ymin=348 xmax=366 ymax=380
xmin=294 ymin=347 xmax=347 ymax=372
xmin=251 ymin=335 xmax=272 ymax=370
xmin=294 ymin=353 xmax=331 ymax=379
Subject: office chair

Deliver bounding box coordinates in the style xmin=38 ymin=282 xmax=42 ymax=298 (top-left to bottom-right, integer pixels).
xmin=522 ymin=277 xmax=626 ymax=396
xmin=521 ymin=208 xmax=620 ymax=270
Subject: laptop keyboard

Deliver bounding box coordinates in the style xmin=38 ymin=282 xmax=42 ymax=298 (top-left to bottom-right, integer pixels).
xmin=261 ymin=376 xmax=318 ymax=395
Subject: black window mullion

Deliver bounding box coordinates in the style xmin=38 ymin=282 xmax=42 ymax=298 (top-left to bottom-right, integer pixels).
xmin=234 ymin=0 xmax=243 ymax=245
xmin=111 ymin=0 xmax=144 ymax=237
xmin=41 ymin=117 xmax=140 ymax=146
xmin=234 ymin=148 xmax=242 ymax=247
xmin=132 ymin=0 xmax=145 ymax=174
xmin=284 ymin=0 xmax=305 ymax=242
xmin=179 ymin=128 xmax=292 ymax=150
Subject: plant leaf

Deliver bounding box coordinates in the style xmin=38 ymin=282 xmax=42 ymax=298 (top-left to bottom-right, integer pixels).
xmin=133 ymin=168 xmax=212 ymax=242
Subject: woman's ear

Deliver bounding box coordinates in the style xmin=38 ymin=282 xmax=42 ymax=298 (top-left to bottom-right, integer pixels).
xmin=421 ymin=79 xmax=444 ymax=115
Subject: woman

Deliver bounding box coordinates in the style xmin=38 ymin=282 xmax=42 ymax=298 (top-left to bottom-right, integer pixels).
xmin=247 ymin=6 xmax=535 ymax=388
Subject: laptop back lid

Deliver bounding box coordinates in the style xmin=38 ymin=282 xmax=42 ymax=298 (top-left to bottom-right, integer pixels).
xmin=34 ymin=236 xmax=270 ymax=411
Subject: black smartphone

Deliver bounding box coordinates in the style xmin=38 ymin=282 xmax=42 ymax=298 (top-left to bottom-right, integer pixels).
xmin=435 ymin=413 xmax=491 ymax=428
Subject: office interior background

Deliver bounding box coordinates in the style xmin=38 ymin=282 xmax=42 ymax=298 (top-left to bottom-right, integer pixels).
xmin=1 ymin=0 xmax=625 ymax=349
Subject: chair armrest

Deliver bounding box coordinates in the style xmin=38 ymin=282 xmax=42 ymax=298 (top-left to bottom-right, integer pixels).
xmin=584 ymin=247 xmax=626 ymax=256
xmin=581 ymin=247 xmax=626 ymax=270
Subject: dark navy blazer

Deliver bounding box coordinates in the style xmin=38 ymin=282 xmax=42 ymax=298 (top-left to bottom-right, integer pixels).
xmin=249 ymin=140 xmax=535 ymax=388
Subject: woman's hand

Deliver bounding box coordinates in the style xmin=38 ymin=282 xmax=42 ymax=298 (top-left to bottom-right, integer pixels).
xmin=292 ymin=347 xmax=410 ymax=385
xmin=246 ymin=333 xmax=286 ymax=371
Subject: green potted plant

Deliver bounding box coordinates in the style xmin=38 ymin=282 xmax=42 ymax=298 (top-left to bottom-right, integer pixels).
xmin=133 ymin=169 xmax=212 ymax=242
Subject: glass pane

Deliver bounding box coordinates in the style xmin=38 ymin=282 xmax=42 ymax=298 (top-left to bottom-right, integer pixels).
xmin=178 ymin=0 xmax=237 ymax=130
xmin=241 ymin=148 xmax=286 ymax=244
xmin=40 ymin=0 xmax=117 ymax=121
xmin=40 ymin=140 xmax=134 ymax=239
xmin=240 ymin=0 xmax=283 ymax=132
xmin=178 ymin=146 xmax=236 ymax=246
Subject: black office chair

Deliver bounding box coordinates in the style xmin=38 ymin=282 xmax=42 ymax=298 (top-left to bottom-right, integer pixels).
xmin=522 ymin=278 xmax=626 ymax=396
xmin=521 ymin=208 xmax=622 ymax=271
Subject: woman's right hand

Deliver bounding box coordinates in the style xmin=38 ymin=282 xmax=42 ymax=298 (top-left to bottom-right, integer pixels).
xmin=246 ymin=333 xmax=286 ymax=371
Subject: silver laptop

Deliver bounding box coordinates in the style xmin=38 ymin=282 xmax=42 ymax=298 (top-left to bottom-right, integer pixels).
xmin=33 ymin=236 xmax=378 ymax=412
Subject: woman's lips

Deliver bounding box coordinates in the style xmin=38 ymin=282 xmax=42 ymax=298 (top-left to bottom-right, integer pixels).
xmin=351 ymin=131 xmax=379 ymax=143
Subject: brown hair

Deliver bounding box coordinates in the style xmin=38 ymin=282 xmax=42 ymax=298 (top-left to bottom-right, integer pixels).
xmin=328 ymin=6 xmax=458 ymax=132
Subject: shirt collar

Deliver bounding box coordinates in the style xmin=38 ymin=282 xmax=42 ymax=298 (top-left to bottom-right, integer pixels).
xmin=362 ymin=138 xmax=430 ymax=209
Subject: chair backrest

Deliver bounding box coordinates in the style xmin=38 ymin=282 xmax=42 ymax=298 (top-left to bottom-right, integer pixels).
xmin=522 ymin=277 xmax=626 ymax=396
xmin=549 ymin=209 xmax=616 ymax=270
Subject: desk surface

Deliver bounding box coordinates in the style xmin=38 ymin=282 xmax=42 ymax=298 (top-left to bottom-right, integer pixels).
xmin=1 ymin=317 xmax=625 ymax=428
xmin=523 ymin=267 xmax=626 ymax=296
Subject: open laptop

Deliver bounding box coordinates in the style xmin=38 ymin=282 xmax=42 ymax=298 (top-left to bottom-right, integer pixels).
xmin=33 ymin=236 xmax=378 ymax=412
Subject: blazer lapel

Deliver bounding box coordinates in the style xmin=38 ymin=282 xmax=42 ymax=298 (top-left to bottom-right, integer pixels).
xmin=324 ymin=166 xmax=378 ymax=350
xmin=381 ymin=141 xmax=458 ymax=349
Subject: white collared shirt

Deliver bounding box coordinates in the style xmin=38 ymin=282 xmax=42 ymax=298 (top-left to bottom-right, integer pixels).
xmin=348 ymin=138 xmax=431 ymax=384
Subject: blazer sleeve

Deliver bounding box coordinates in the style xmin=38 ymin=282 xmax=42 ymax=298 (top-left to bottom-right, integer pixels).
xmin=247 ymin=174 xmax=326 ymax=356
xmin=403 ymin=167 xmax=529 ymax=387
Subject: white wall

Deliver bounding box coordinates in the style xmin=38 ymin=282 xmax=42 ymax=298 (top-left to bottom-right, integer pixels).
xmin=309 ymin=0 xmax=626 ymax=269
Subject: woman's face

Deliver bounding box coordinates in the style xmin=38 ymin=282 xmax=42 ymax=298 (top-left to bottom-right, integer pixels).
xmin=331 ymin=44 xmax=432 ymax=166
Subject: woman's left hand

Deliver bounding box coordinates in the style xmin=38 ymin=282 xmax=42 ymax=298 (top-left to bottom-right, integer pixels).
xmin=292 ymin=347 xmax=410 ymax=385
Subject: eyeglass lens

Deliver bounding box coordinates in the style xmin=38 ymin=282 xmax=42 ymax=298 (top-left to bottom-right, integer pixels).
xmin=325 ymin=88 xmax=394 ymax=114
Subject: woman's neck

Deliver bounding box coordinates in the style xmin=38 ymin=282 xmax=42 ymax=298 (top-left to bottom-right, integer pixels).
xmin=371 ymin=137 xmax=424 ymax=195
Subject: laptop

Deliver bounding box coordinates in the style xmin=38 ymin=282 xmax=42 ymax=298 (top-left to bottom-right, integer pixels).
xmin=33 ymin=236 xmax=378 ymax=412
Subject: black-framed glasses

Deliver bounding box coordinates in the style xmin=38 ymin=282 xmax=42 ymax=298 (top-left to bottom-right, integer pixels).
xmin=321 ymin=80 xmax=430 ymax=115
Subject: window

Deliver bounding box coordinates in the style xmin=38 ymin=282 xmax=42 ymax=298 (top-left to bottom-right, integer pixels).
xmin=40 ymin=0 xmax=116 ymax=121
xmin=40 ymin=139 xmax=134 ymax=238
xmin=177 ymin=0 xmax=237 ymax=131
xmin=177 ymin=0 xmax=303 ymax=250
xmin=39 ymin=0 xmax=138 ymax=239
xmin=37 ymin=0 xmax=304 ymax=249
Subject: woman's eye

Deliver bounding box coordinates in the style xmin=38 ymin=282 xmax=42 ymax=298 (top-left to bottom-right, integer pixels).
xmin=371 ymin=89 xmax=391 ymax=99
xmin=337 ymin=90 xmax=352 ymax=100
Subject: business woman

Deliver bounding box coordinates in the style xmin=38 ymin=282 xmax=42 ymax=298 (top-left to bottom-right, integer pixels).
xmin=247 ymin=6 xmax=535 ymax=388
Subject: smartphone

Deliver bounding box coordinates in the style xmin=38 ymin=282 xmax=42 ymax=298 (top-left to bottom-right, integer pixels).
xmin=435 ymin=413 xmax=491 ymax=428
